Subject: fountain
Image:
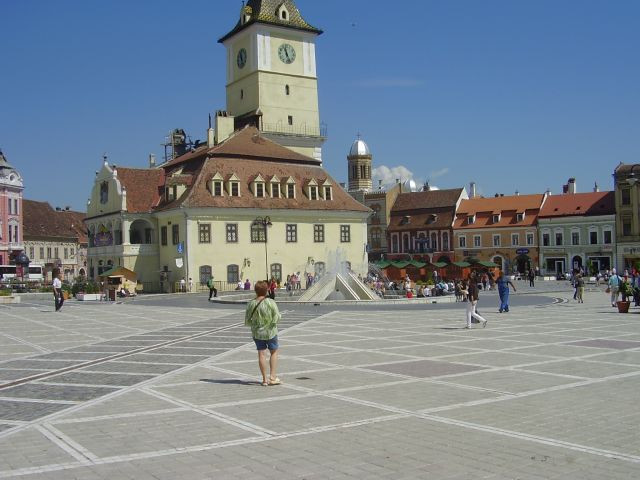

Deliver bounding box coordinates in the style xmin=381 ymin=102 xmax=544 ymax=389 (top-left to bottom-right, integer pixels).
xmin=298 ymin=249 xmax=378 ymax=302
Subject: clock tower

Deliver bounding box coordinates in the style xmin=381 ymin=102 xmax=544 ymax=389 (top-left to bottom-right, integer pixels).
xmin=219 ymin=0 xmax=325 ymax=161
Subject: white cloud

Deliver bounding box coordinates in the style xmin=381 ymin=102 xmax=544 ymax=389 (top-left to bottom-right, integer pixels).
xmin=372 ymin=165 xmax=415 ymax=188
xmin=353 ymin=78 xmax=424 ymax=88
xmin=429 ymin=167 xmax=449 ymax=180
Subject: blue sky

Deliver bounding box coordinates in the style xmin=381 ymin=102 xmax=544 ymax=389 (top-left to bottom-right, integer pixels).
xmin=2 ymin=0 xmax=639 ymax=209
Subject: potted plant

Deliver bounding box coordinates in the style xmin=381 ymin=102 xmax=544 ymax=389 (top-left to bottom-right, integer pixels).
xmin=617 ymin=281 xmax=633 ymax=313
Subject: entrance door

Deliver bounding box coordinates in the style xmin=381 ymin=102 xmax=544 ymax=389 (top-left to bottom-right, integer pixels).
xmin=555 ymin=260 xmax=565 ymax=275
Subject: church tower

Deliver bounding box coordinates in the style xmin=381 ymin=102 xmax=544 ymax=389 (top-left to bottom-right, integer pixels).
xmin=219 ymin=0 xmax=325 ymax=162
xmin=348 ymin=136 xmax=373 ymax=192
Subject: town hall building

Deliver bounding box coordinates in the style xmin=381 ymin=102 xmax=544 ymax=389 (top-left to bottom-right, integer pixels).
xmin=85 ymin=0 xmax=370 ymax=291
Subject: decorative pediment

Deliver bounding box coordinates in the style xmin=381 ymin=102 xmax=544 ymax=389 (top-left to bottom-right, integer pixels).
xmin=270 ymin=175 xmax=281 ymax=183
xmin=211 ymin=172 xmax=224 ymax=181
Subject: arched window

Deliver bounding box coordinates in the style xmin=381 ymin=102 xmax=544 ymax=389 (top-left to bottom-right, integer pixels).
xmin=392 ymin=235 xmax=399 ymax=253
xmin=442 ymin=232 xmax=449 ymax=251
xmin=199 ymin=265 xmax=212 ymax=285
xmin=402 ymin=234 xmax=410 ymax=253
xmin=431 ymin=232 xmax=438 ymax=252
xmin=270 ymin=263 xmax=282 ymax=282
xmin=285 ymin=85 xmax=290 ymax=95
xmin=227 ymin=264 xmax=239 ymax=284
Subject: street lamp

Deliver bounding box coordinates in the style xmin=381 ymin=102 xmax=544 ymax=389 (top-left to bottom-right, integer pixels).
xmin=253 ymin=216 xmax=272 ymax=281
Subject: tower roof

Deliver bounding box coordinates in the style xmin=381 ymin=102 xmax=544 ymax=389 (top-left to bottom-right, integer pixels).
xmin=349 ymin=138 xmax=371 ymax=157
xmin=0 ymin=150 xmax=15 ymax=171
xmin=219 ymin=0 xmax=323 ymax=43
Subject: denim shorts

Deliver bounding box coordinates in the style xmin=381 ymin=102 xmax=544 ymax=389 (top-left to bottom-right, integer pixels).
xmin=254 ymin=336 xmax=278 ymax=351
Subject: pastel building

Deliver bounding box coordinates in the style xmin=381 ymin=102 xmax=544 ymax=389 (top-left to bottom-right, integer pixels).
xmin=454 ymin=194 xmax=546 ymax=273
xmin=0 ymin=150 xmax=24 ymax=265
xmin=538 ymin=185 xmax=615 ymax=276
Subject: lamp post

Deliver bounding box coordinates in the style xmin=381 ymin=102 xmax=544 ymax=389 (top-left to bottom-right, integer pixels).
xmin=253 ymin=216 xmax=272 ymax=281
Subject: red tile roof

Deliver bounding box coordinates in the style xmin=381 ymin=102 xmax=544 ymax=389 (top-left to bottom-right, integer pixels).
xmin=23 ymin=200 xmax=87 ymax=242
xmin=539 ymin=191 xmax=615 ymax=218
xmin=391 ymin=189 xmax=464 ymax=213
xmin=115 ymin=168 xmax=164 ymax=213
xmin=163 ymin=126 xmax=321 ymax=170
xmin=454 ymin=194 xmax=545 ymax=229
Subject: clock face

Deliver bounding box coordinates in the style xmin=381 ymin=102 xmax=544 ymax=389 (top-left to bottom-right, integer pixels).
xmin=278 ymin=43 xmax=296 ymax=64
xmin=237 ymin=48 xmax=247 ymax=69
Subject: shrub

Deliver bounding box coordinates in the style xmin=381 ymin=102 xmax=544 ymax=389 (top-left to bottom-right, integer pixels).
xmin=0 ymin=289 xmax=11 ymax=297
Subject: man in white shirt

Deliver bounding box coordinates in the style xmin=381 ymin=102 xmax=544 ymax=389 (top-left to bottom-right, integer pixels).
xmin=52 ymin=270 xmax=63 ymax=312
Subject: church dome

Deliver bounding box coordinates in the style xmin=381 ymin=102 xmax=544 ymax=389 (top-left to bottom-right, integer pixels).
xmin=349 ymin=138 xmax=371 ymax=157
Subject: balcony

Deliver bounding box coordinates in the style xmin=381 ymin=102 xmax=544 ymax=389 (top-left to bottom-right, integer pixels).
xmin=261 ymin=122 xmax=327 ymax=138
xmin=88 ymin=244 xmax=158 ymax=257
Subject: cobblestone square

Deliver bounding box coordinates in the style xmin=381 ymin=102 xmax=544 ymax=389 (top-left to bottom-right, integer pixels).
xmin=1 ymin=291 xmax=640 ymax=478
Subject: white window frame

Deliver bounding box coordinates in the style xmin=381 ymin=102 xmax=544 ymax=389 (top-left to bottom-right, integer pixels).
xmin=511 ymin=233 xmax=520 ymax=246
xmin=493 ymin=234 xmax=501 ymax=247
xmin=458 ymin=236 xmax=466 ymax=248
xmin=473 ymin=235 xmax=481 ymax=247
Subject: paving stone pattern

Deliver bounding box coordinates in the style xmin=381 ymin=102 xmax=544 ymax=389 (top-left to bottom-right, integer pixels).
xmin=1 ymin=292 xmax=640 ymax=478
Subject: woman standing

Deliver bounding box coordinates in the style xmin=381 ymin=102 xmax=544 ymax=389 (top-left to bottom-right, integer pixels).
xmin=245 ymin=281 xmax=281 ymax=386
xmin=462 ymin=274 xmax=487 ymax=329
xmin=496 ymin=271 xmax=517 ymax=313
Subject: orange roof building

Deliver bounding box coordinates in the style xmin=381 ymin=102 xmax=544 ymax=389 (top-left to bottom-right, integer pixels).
xmin=453 ymin=194 xmax=546 ymax=273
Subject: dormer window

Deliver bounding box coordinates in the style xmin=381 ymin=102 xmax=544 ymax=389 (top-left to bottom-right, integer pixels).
xmin=492 ymin=214 xmax=501 ymax=223
xmin=516 ymin=212 xmax=525 ymax=222
xmin=277 ymin=3 xmax=290 ymax=21
xmin=227 ymin=174 xmax=241 ymax=197
xmin=426 ymin=214 xmax=438 ymax=225
xmin=285 ymin=177 xmax=296 ymax=199
xmin=252 ymin=175 xmax=266 ymax=198
xmin=241 ymin=5 xmax=252 ymax=24
xmin=401 ymin=216 xmax=411 ymax=225
xmin=324 ymin=186 xmax=332 ymax=200
xmin=211 ymin=172 xmax=224 ymax=197
xmin=307 ymin=179 xmax=319 ymax=200
xmin=270 ymin=176 xmax=281 ymax=198
xmin=467 ymin=215 xmax=476 ymax=225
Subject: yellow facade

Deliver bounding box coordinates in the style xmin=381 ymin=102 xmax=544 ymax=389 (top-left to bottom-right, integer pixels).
xmin=223 ymin=23 xmax=322 ymax=160
xmin=155 ymin=208 xmax=368 ymax=289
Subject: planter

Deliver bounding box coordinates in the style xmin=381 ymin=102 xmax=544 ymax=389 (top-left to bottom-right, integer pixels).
xmin=76 ymin=293 xmax=102 ymax=301
xmin=617 ymin=301 xmax=631 ymax=313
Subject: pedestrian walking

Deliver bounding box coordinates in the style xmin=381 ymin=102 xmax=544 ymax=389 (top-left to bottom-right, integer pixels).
xmin=207 ymin=274 xmax=217 ymax=300
xmin=180 ymin=277 xmax=186 ymax=293
xmin=188 ymin=277 xmax=193 ymax=292
xmin=52 ymin=269 xmax=64 ymax=312
xmin=608 ymin=269 xmax=621 ymax=307
xmin=245 ymin=281 xmax=281 ymax=386
xmin=496 ymin=271 xmax=517 ymax=313
xmin=576 ymin=274 xmax=585 ymax=303
xmin=528 ymin=268 xmax=535 ymax=287
xmin=461 ymin=274 xmax=487 ymax=329
xmin=269 ymin=277 xmax=277 ymax=300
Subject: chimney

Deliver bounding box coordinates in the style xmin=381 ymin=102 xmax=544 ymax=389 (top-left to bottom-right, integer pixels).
xmin=149 ymin=154 xmax=156 ymax=168
xmin=55 ymin=207 xmax=62 ymax=211
xmin=215 ymin=110 xmax=234 ymax=144
xmin=546 ymin=188 xmax=551 ymax=196
xmin=65 ymin=206 xmax=70 ymax=211
xmin=423 ymin=181 xmax=430 ymax=192
xmin=469 ymin=182 xmax=476 ymax=199
xmin=594 ymin=182 xmax=599 ymax=193
xmin=566 ymin=178 xmax=576 ymax=194
xmin=515 ymin=190 xmax=519 ymax=196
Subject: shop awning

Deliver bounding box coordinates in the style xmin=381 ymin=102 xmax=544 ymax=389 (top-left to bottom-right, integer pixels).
xmin=452 ymin=261 xmax=471 ymax=268
xmin=476 ymin=261 xmax=499 ymax=268
xmin=98 ymin=266 xmax=138 ymax=281
xmin=432 ymin=262 xmax=448 ymax=268
xmin=375 ymin=260 xmax=392 ymax=269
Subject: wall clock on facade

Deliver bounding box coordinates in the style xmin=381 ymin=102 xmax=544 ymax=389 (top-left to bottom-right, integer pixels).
xmin=237 ymin=48 xmax=247 ymax=69
xmin=278 ymin=43 xmax=296 ymax=64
